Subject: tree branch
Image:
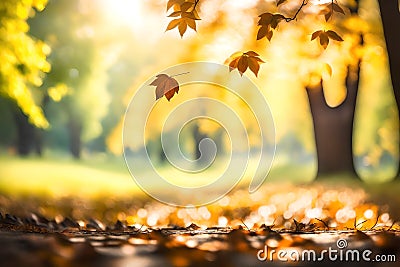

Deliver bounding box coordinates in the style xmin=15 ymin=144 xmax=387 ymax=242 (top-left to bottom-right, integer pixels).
xmin=284 ymin=0 xmax=308 ymax=22
xmin=193 ymin=0 xmax=200 ymax=10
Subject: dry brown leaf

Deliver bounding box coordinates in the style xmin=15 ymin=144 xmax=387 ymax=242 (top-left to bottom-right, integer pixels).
xmin=258 ymin=13 xmax=273 ymax=25
xmin=311 ymin=30 xmax=323 ymax=41
xmin=257 ymin=25 xmax=269 ymax=40
xmin=332 ymin=3 xmax=345 ymax=14
xmin=167 ymin=0 xmax=185 ymax=11
xmin=237 ymin=56 xmax=248 ymax=74
xmin=248 ymin=57 xmax=261 ymax=77
xmin=178 ymin=21 xmax=187 ymax=37
xmin=225 ymin=51 xmax=265 ymax=77
xmin=326 ymin=30 xmax=344 ymax=41
xmin=185 ymin=18 xmax=196 ymax=30
xmin=166 ymin=18 xmax=182 ymax=31
xmin=319 ymin=32 xmax=329 ymax=49
xmin=325 ymin=11 xmax=332 ymax=22
xmin=149 ymin=74 xmax=180 ymax=101
xmin=180 ymin=2 xmax=193 ymax=12
xmin=257 ymin=13 xmax=284 ymax=41
xmin=311 ymin=30 xmax=343 ymax=49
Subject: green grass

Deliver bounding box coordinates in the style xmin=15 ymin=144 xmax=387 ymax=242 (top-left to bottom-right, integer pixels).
xmin=0 ymin=153 xmax=313 ymax=198
xmin=0 ymin=153 xmax=397 ymax=201
xmin=0 ymin=154 xmax=143 ymax=198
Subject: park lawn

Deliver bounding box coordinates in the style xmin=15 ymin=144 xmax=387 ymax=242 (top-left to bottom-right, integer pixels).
xmin=0 ymin=153 xmax=316 ymax=198
xmin=0 ymin=153 xmax=397 ymax=205
xmin=0 ymin=155 xmax=143 ymax=198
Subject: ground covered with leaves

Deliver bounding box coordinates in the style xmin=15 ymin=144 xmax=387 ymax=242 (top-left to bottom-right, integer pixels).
xmin=1 ymin=180 xmax=399 ymax=266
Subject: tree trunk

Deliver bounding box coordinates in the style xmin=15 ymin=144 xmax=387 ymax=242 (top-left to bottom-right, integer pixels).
xmin=192 ymin=123 xmax=215 ymax=165
xmin=68 ymin=117 xmax=82 ymax=159
xmin=193 ymin=124 xmax=205 ymax=161
xmin=33 ymin=128 xmax=44 ymax=156
xmin=13 ymin=109 xmax=36 ymax=156
xmin=33 ymin=95 xmax=49 ymax=156
xmin=306 ymin=63 xmax=360 ymax=177
xmin=377 ymin=0 xmax=400 ymax=177
xmin=11 ymin=93 xmax=50 ymax=157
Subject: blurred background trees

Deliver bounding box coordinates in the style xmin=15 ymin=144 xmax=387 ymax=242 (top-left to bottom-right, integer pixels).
xmin=29 ymin=0 xmax=112 ymax=158
xmin=0 ymin=0 xmax=50 ymax=155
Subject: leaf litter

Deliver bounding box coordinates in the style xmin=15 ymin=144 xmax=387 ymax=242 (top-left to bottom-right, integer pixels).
xmin=0 ymin=182 xmax=399 ymax=266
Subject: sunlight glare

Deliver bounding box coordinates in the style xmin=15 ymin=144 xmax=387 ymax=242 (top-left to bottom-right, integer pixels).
xmin=100 ymin=0 xmax=142 ymax=28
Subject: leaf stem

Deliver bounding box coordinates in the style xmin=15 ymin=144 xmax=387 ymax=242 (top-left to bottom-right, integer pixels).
xmin=284 ymin=0 xmax=308 ymax=22
xmin=171 ymin=71 xmax=190 ymax=77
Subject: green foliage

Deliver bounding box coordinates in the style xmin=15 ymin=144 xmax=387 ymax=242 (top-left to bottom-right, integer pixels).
xmin=0 ymin=0 xmax=50 ymax=128
xmin=29 ymin=0 xmax=111 ymax=143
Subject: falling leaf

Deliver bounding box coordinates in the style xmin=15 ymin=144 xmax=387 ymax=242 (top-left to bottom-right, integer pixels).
xmin=225 ymin=51 xmax=265 ymax=77
xmin=149 ymin=74 xmax=180 ymax=101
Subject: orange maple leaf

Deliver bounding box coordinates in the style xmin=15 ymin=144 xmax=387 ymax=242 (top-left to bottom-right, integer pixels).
xmin=311 ymin=30 xmax=343 ymax=49
xmin=149 ymin=74 xmax=180 ymax=101
xmin=225 ymin=51 xmax=265 ymax=77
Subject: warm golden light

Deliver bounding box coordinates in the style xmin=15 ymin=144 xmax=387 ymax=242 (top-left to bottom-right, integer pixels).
xmin=100 ymin=0 xmax=143 ymax=28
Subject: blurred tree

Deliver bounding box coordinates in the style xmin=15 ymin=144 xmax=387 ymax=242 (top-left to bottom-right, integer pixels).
xmin=0 ymin=0 xmax=50 ymax=155
xmin=29 ymin=0 xmax=111 ymax=158
xmin=377 ymin=0 xmax=400 ymax=177
xmin=306 ymin=1 xmax=362 ymax=177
